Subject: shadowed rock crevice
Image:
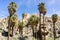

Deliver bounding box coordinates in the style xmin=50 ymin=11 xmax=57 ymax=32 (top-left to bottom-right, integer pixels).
xmin=2 ymin=30 xmax=13 ymax=37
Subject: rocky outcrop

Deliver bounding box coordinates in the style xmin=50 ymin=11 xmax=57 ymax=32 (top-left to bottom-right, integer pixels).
xmin=0 ymin=14 xmax=60 ymax=40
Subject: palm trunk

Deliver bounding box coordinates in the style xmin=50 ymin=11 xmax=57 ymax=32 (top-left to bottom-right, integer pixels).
xmin=12 ymin=22 xmax=15 ymax=36
xmin=12 ymin=26 xmax=14 ymax=36
xmin=27 ymin=27 xmax=28 ymax=37
xmin=26 ymin=25 xmax=28 ymax=37
xmin=8 ymin=24 xmax=10 ymax=40
xmin=53 ymin=23 xmax=56 ymax=40
xmin=35 ymin=25 xmax=37 ymax=40
xmin=39 ymin=13 xmax=42 ymax=40
xmin=21 ymin=29 xmax=23 ymax=38
xmin=32 ymin=26 xmax=34 ymax=40
xmin=22 ymin=15 xmax=23 ymax=38
xmin=19 ymin=28 xmax=20 ymax=34
xmin=8 ymin=16 xmax=11 ymax=40
xmin=43 ymin=14 xmax=46 ymax=40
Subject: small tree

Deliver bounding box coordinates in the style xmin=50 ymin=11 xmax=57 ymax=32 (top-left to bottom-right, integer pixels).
xmin=8 ymin=2 xmax=17 ymax=16
xmin=11 ymin=14 xmax=18 ymax=36
xmin=8 ymin=2 xmax=17 ymax=40
xmin=52 ymin=14 xmax=58 ymax=40
xmin=28 ymin=14 xmax=40 ymax=40
xmin=18 ymin=21 xmax=25 ymax=37
xmin=38 ymin=2 xmax=46 ymax=40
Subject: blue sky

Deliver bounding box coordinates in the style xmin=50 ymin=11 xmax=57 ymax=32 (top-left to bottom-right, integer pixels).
xmin=0 ymin=0 xmax=60 ymax=19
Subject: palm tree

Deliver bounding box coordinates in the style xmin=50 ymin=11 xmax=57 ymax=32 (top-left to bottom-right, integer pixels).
xmin=8 ymin=2 xmax=17 ymax=40
xmin=52 ymin=14 xmax=58 ymax=40
xmin=18 ymin=21 xmax=25 ymax=37
xmin=22 ymin=13 xmax=27 ymax=19
xmin=8 ymin=2 xmax=17 ymax=16
xmin=42 ymin=4 xmax=46 ymax=40
xmin=28 ymin=14 xmax=39 ymax=40
xmin=38 ymin=2 xmax=46 ymax=14
xmin=11 ymin=14 xmax=18 ymax=36
xmin=33 ymin=14 xmax=40 ymax=39
xmin=38 ymin=2 xmax=46 ymax=40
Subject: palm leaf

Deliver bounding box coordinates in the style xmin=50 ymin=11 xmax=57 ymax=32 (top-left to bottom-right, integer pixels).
xmin=11 ymin=14 xmax=18 ymax=22
xmin=8 ymin=2 xmax=17 ymax=15
xmin=38 ymin=2 xmax=46 ymax=14
xmin=18 ymin=21 xmax=25 ymax=29
xmin=28 ymin=15 xmax=40 ymax=26
xmin=52 ymin=14 xmax=58 ymax=23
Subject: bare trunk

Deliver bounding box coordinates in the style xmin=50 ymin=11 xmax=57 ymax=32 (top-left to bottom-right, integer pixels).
xmin=32 ymin=26 xmax=34 ymax=40
xmin=35 ymin=25 xmax=37 ymax=40
xmin=32 ymin=27 xmax=34 ymax=36
xmin=8 ymin=16 xmax=11 ymax=40
xmin=53 ymin=23 xmax=56 ymax=40
xmin=12 ymin=22 xmax=15 ymax=37
xmin=12 ymin=26 xmax=14 ymax=36
xmin=27 ymin=27 xmax=28 ymax=37
xmin=43 ymin=14 xmax=46 ymax=40
xmin=39 ymin=13 xmax=42 ymax=40
xmin=21 ymin=29 xmax=23 ymax=37
xmin=8 ymin=25 xmax=10 ymax=40
xmin=19 ymin=28 xmax=20 ymax=34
